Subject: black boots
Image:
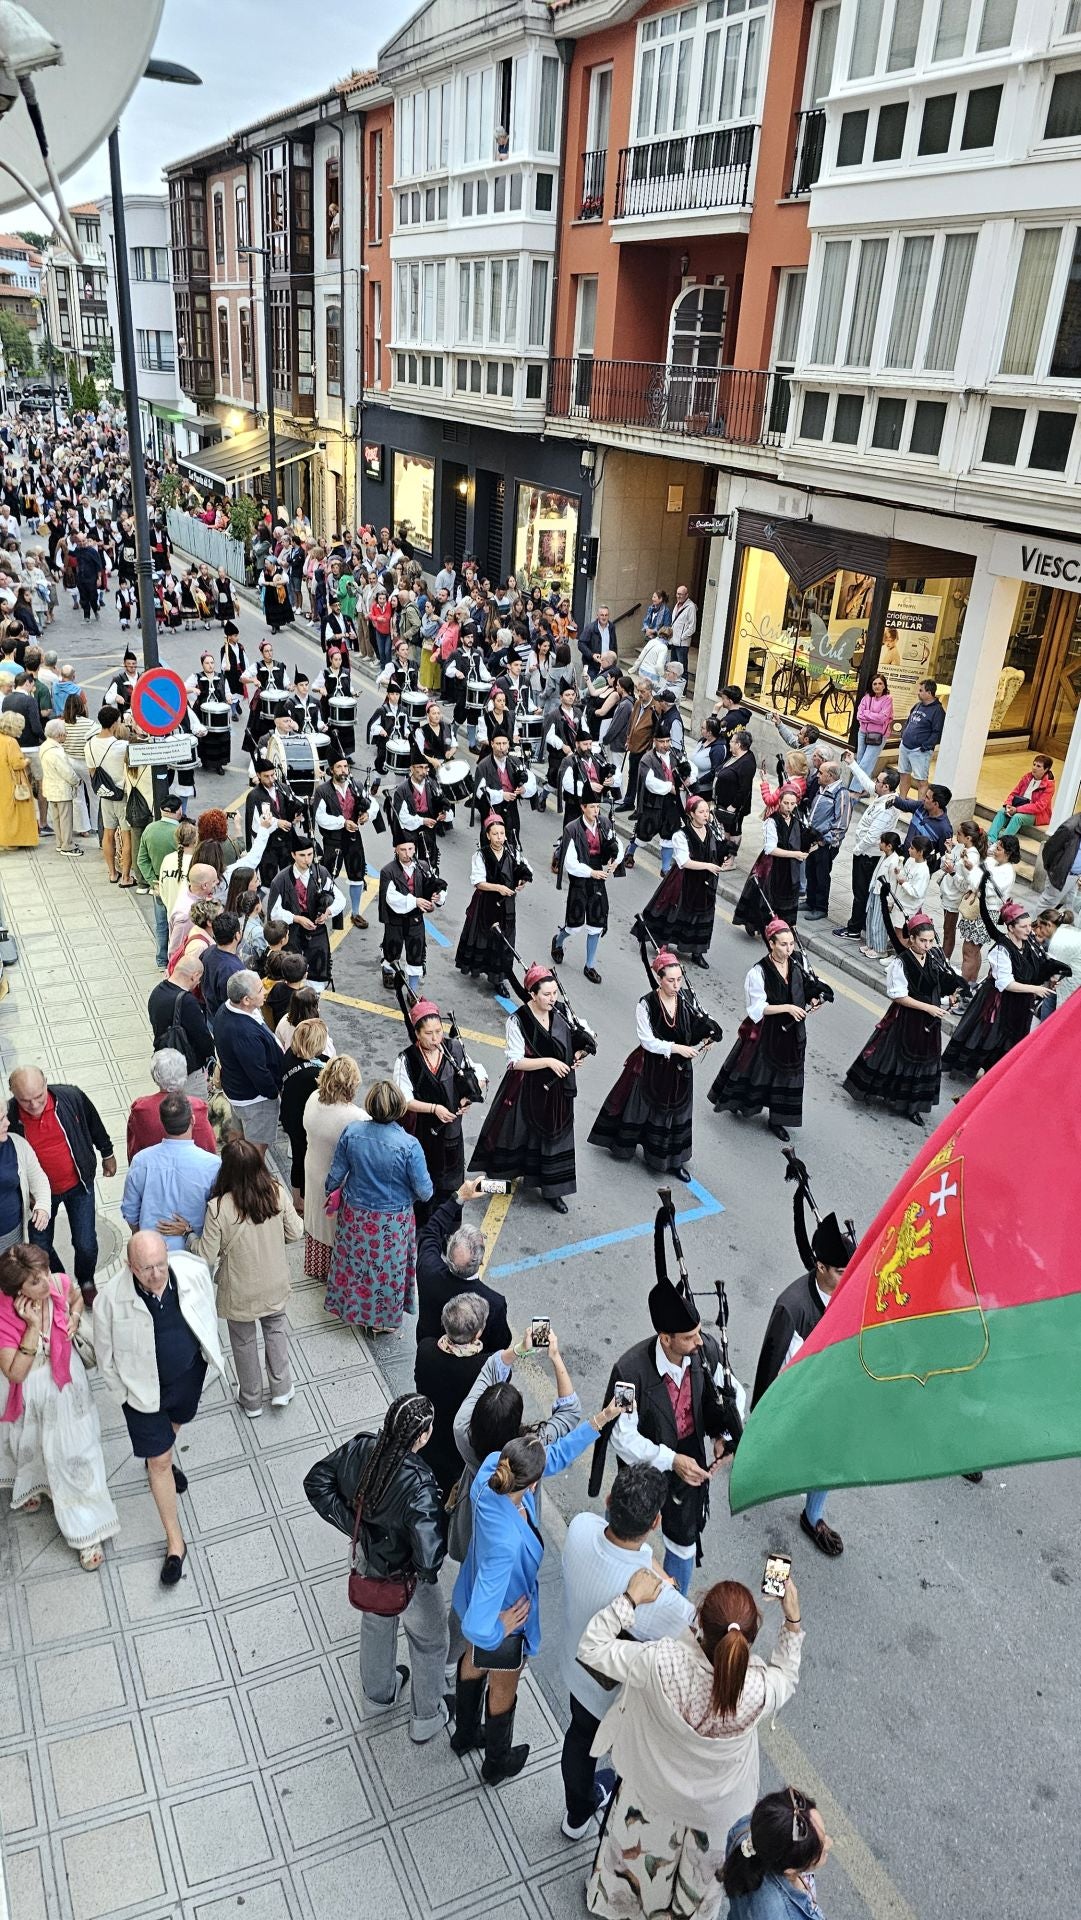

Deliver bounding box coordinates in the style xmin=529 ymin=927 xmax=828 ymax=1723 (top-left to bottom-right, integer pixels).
xmin=449 ymin=1659 xmax=485 ymax=1754
xmin=481 ymin=1702 xmax=529 ymax=1786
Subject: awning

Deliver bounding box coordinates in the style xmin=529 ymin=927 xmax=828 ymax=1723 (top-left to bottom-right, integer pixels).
xmin=178 ymin=427 xmax=312 ymax=489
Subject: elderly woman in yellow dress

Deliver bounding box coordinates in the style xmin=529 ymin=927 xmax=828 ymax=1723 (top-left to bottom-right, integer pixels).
xmin=0 ymin=709 xmax=39 ymax=848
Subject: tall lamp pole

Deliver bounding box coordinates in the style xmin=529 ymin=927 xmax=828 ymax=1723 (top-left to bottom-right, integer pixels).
xmin=39 ymin=299 xmax=57 ymax=429
xmin=238 ymin=242 xmax=277 ymax=528
xmin=110 ymin=56 xmax=202 ymax=670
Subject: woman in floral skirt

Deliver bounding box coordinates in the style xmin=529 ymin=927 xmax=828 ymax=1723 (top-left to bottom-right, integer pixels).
xmin=324 ymin=1080 xmax=433 ymax=1333
xmin=302 ymin=1055 xmax=364 ymax=1280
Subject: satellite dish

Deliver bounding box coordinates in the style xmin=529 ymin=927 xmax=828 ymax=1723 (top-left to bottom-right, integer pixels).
xmin=0 ymin=0 xmax=166 ymax=214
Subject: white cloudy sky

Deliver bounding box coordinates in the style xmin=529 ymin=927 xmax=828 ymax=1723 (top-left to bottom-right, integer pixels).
xmin=9 ymin=0 xmax=414 ymax=220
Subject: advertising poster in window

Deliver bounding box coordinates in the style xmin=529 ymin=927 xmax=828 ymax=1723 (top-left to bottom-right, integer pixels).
xmin=514 ymin=484 xmax=579 ymax=597
xmin=883 ymin=590 xmax=943 ymax=714
xmin=393 ymin=451 xmax=434 ymax=553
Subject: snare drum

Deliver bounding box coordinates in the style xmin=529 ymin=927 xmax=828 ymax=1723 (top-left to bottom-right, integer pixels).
xmin=328 ymin=691 xmax=357 ymax=728
xmin=261 ymin=683 xmax=290 ymax=716
xmin=438 ymin=758 xmax=473 ymax=807
xmin=518 ymin=709 xmax=542 ymax=743
xmin=204 ymin=700 xmax=231 ymax=735
xmin=385 ymin=734 xmax=413 ymax=772
xmin=465 ymin=677 xmax=490 ymax=716
xmin=403 ymin=687 xmax=429 ymax=718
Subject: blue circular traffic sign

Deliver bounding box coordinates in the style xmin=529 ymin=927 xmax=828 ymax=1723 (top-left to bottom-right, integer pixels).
xmin=130 ymin=667 xmax=188 ymax=737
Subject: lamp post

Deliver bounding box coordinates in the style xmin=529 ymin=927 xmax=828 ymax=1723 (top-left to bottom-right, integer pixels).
xmin=109 ymin=56 xmax=202 ymax=670
xmin=237 ymin=241 xmax=277 ymax=530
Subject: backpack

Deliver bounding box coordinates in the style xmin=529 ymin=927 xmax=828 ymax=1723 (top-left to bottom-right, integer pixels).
xmin=125 ymin=785 xmax=152 ymax=831
xmin=159 ymin=991 xmax=196 ymax=1070
xmin=88 ymin=743 xmax=124 ymax=800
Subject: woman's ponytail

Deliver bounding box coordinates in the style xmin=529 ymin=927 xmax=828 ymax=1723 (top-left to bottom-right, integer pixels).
xmin=488 ymin=1455 xmax=516 ymax=1494
xmin=697 ymin=1580 xmax=760 ymax=1721
xmin=487 ymin=1432 xmax=546 ymax=1494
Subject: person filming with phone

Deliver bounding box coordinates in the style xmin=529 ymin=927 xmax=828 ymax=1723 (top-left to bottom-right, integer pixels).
xmin=579 ymin=1563 xmax=804 ymax=1919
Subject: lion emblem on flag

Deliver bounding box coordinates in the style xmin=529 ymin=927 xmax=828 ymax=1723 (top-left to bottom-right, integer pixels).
xmin=859 ymin=1141 xmax=988 ymax=1385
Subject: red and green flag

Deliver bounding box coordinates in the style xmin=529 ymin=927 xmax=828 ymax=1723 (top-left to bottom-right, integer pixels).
xmin=729 ymin=988 xmax=1081 ymax=1512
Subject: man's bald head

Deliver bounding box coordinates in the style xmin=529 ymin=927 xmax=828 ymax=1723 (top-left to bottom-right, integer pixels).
xmin=127 ymin=1231 xmax=170 ymax=1291
xmin=188 ymin=864 xmax=219 ymax=898
xmin=172 ymin=954 xmax=203 ymax=988
xmin=8 ymin=1067 xmax=48 ymax=1115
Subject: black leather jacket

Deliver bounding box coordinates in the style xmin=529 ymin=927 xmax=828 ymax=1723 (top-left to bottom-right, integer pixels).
xmin=303 ymin=1431 xmax=446 ymax=1583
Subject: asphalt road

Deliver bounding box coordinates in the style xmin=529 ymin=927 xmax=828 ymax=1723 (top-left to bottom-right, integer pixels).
xmin=48 ymin=584 xmax=1079 ymax=1920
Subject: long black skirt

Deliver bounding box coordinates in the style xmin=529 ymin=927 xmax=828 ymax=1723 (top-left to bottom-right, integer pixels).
xmin=588 ymin=1049 xmax=693 ymax=1171
xmin=641 ymin=865 xmax=716 ymax=957
xmin=455 ymin=892 xmax=515 ymax=982
xmin=732 ymin=852 xmax=799 ymax=934
xmin=942 ymin=981 xmax=1033 ymax=1078
xmin=844 ymin=1003 xmax=942 ymax=1113
xmin=197 ymin=726 xmax=231 ymax=770
xmin=469 ymin=1071 xmax=576 ymax=1196
xmin=708 ymin=1016 xmax=805 ymax=1127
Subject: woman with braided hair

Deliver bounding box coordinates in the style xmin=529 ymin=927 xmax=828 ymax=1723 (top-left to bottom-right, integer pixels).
xmin=304 ymin=1391 xmax=450 ymax=1744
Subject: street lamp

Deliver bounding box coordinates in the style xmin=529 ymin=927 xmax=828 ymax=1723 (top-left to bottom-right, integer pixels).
xmin=237 ymin=241 xmax=277 ymax=530
xmin=109 ymin=56 xmax=202 ymax=670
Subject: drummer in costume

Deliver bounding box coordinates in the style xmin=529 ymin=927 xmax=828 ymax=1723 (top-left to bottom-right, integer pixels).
xmin=752 ymin=1155 xmax=855 ymax=1557
xmin=391 ymin=746 xmax=448 ymax=870
xmin=708 ymin=917 xmax=831 ymax=1142
xmin=845 ymin=897 xmax=963 ymax=1121
xmin=616 ymin=734 xmax=685 ymax=877
xmin=588 ymin=1254 xmax=744 ymax=1594
xmin=468 ymin=961 xmax=591 ymax=1214
xmin=392 ymin=996 xmax=487 ymax=1215
xmin=186 ymin=651 xmax=232 ymax=776
xmin=367 ymin=681 xmax=408 ymax=776
xmin=313 ymin=754 xmax=373 ymax=930
xmin=942 ymin=882 xmax=1066 ymax=1079
xmin=552 ymin=795 xmax=620 ymax=985
xmin=455 ymin=812 xmax=529 ymax=991
xmin=244 ymin=757 xmax=305 ymax=884
xmin=266 ymin=835 xmax=345 ymax=993
xmin=377 ymin=829 xmax=446 ymax=991
xmin=472 ymin=727 xmax=536 ymax=843
xmin=219 ymin=620 xmax=247 ymax=716
xmin=317 ymin=645 xmax=356 ymax=760
xmin=589 ymin=946 xmax=719 ymax=1180
xmin=414 ymin=699 xmax=457 ymax=778
xmin=639 ymin=793 xmax=733 ymax=968
xmin=241 ymin=640 xmax=290 ymax=759
xmin=732 ymin=785 xmax=808 ymax=934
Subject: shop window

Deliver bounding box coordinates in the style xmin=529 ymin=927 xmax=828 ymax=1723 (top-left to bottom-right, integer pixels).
xmin=1028 ymin=410 xmax=1074 ymax=471
xmin=837 ymin=110 xmax=868 ymax=165
xmin=960 ymin=84 xmax=1000 ymax=148
xmin=393 ymin=451 xmax=435 ymax=551
xmin=833 ymin=393 xmax=864 ymax=443
xmin=872 ymin=396 xmax=905 ymax=449
xmin=1045 ymin=71 xmax=1081 ymax=141
xmin=874 ymin=101 xmax=907 ymax=160
xmin=513 ymin=483 xmax=579 ymax=598
xmin=918 ymin=93 xmax=954 ymax=153
xmin=726 ymin=552 xmax=873 ymax=721
xmin=982 ymin=405 xmax=1024 ymax=464
xmin=799 ymin=390 xmax=828 ymax=438
xmin=910 ymin=399 xmax=946 ymax=454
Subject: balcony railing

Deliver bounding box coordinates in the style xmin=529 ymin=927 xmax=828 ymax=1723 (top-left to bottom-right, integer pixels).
xmin=547 ymin=357 xmax=780 ymax=446
xmin=615 ymin=124 xmax=755 ymax=219
xmin=578 ymin=148 xmax=606 ymax=221
xmin=789 ymin=108 xmax=825 ymax=196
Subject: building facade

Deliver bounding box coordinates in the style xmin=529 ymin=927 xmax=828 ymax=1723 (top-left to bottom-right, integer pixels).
xmin=42 ymin=203 xmax=112 ymax=374
xmin=99 ymin=194 xmax=199 ymax=460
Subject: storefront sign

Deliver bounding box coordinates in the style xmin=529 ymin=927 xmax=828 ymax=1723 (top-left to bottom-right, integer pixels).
xmin=989 ymin=530 xmax=1081 ymax=587
xmin=362 ymin=442 xmax=384 ymax=484
xmin=687 ymin=512 xmax=731 ymax=539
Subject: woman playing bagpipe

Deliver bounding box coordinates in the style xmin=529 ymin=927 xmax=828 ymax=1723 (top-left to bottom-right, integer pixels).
xmin=588 ymin=928 xmax=722 ymax=1181
xmin=455 ymin=812 xmax=530 ymax=992
xmin=391 ymin=975 xmax=487 ymax=1216
xmin=942 ymin=877 xmax=1069 ymax=1079
xmin=731 ymin=784 xmax=808 ymax=935
xmin=844 ymin=890 xmax=964 ymax=1122
xmin=468 ymin=949 xmax=596 ymax=1214
xmin=639 ymin=793 xmax=734 ymax=971
xmin=708 ymin=911 xmax=832 ymax=1142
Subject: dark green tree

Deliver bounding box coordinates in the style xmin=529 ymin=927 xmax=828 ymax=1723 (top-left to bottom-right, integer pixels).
xmin=14 ymin=230 xmax=49 ymax=252
xmin=0 ymin=313 xmax=35 ymax=375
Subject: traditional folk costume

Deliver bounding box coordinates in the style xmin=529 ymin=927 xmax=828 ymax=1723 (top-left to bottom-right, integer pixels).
xmin=622 ymin=742 xmax=685 ymax=875
xmin=943 ymin=889 xmax=1069 ymax=1078
xmin=468 ymin=964 xmax=584 ymax=1206
xmin=553 ymin=809 xmax=621 ymax=983
xmin=244 ymin=764 xmax=305 ymax=884
xmin=377 ymin=837 xmax=445 ymax=989
xmin=845 ymin=904 xmax=963 ymax=1119
xmin=213 ymin=573 xmax=236 ymax=627
xmin=588 ymin=949 xmax=718 ymax=1178
xmin=455 ymin=818 xmax=528 ymax=987
xmin=263 ymin=576 xmax=295 ymax=635
xmin=391 ymin=762 xmax=448 ymax=871
xmin=392 ymin=998 xmax=486 ymax=1206
xmin=219 ymin=623 xmax=247 ymax=714
xmin=732 ymin=806 xmax=806 ymax=933
xmin=241 ymin=656 xmax=289 ymax=758
xmin=313 ymin=770 xmax=372 ymax=926
xmin=265 ymin=841 xmax=345 ymax=992
xmin=708 ymin=920 xmax=830 ymax=1140
xmin=188 ymin=666 xmax=232 ymax=774
xmin=319 ymin=662 xmax=356 ymax=760
xmin=366 ymin=691 xmax=409 ymax=776
xmin=472 ymin=747 xmax=536 ymax=844
xmin=559 ymin=743 xmax=618 ymax=826
xmin=640 ymin=810 xmax=732 ymax=965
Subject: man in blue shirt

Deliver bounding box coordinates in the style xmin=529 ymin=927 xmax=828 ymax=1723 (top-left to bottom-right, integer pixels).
xmin=121 ymin=1094 xmax=219 ymax=1250
xmin=892 ymin=782 xmax=953 ymax=866
xmin=897 ymin=679 xmax=946 ymax=795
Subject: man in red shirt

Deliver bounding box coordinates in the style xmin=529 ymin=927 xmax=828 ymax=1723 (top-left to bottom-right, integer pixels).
xmin=127 ymin=1049 xmax=217 ymax=1162
xmin=7 ymin=1069 xmax=116 ymax=1303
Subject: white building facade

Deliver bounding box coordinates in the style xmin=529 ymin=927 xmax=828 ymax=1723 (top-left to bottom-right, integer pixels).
xmin=99 ymin=193 xmax=199 ymax=460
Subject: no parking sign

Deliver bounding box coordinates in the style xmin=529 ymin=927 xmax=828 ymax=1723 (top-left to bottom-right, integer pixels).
xmin=130 ymin=667 xmax=188 ymax=737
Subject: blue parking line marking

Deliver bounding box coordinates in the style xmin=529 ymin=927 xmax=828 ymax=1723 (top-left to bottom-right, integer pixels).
xmin=495 ymin=994 xmax=517 ymax=1014
xmin=428 ymin=923 xmax=450 ymax=948
xmin=486 ymin=1177 xmax=723 ymax=1279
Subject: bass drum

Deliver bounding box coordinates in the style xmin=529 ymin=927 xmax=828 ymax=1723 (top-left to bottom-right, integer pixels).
xmin=280 ymin=733 xmax=324 ymax=797
xmin=437 ymin=758 xmax=473 ymax=807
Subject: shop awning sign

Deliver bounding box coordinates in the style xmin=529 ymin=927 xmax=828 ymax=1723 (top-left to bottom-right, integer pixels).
xmin=687 ymin=512 xmax=731 ymax=538
xmin=989 ymin=529 xmax=1081 ymax=587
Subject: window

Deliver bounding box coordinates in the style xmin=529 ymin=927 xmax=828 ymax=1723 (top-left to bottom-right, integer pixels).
xmin=810 ymin=239 xmax=850 ymax=361
xmin=932 ymin=0 xmax=969 ymax=59
xmin=538 ymin=55 xmax=559 ymax=151
xmin=1050 ymin=232 xmax=1081 ymax=376
xmin=775 ymin=269 xmax=806 ymax=365
xmin=296 ymin=291 xmax=314 ymax=396
xmin=799 ymin=390 xmax=828 ymax=438
xmin=833 ymin=393 xmax=864 ymax=442
xmin=910 ymin=399 xmax=946 ymax=454
xmin=235 ymin=186 xmax=248 ymax=251
xmin=80 ymin=312 xmax=111 ymax=350
xmin=982 ymin=405 xmax=1023 ymax=462
xmin=369 ymin=131 xmax=383 ymax=242
xmin=130 ymin=246 xmax=169 ymax=281
xmin=1045 ymin=71 xmax=1081 ymax=141
xmin=326 ymin=305 xmax=341 ymax=395
xmin=213 ymin=193 xmax=225 ymax=266
xmin=849 ymin=0 xmax=884 ymax=76
xmin=528 ymin=260 xmax=549 ymax=346
xmin=372 ymin=280 xmax=383 ymax=383
xmin=924 ymin=232 xmax=976 ymax=370
xmin=216 ymin=306 xmax=230 ymax=382
xmin=918 ymin=93 xmax=955 ymax=152
xmin=887 ymin=0 xmax=923 ymax=70
xmin=871 ymin=396 xmax=906 ymax=449
xmin=837 ymin=110 xmax=868 ymax=165
xmin=1068 ymin=0 xmax=1081 ymax=31
xmin=845 ymin=238 xmax=888 ymax=366
xmin=136 ymin=328 xmax=174 ymax=372
xmin=535 ymin=172 xmax=554 ymax=212
xmin=960 ymin=84 xmax=1000 ymax=147
xmin=975 ymin=0 xmax=1015 ymax=50
xmin=1029 ymin=410 xmax=1074 ymax=470
xmin=464 ymin=68 xmax=495 ymax=164
xmin=885 ymin=235 xmax=932 ymax=367
xmin=326 ymin=155 xmax=340 ymax=258
xmin=874 ymin=101 xmax=908 ymax=160
xmin=239 ymin=306 xmax=253 ymax=380
xmin=525 ymin=365 xmax=543 ymax=398
xmin=394 ymin=352 xmax=445 ymax=391
xmin=1000 ymin=228 xmax=1060 ymax=375
xmin=514 ymin=484 xmax=580 ymax=599
xmin=394 ymin=451 xmax=435 ymax=550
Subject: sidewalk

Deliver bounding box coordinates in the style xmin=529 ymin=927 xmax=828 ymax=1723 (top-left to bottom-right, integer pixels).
xmin=0 ymin=840 xmax=590 ymax=1920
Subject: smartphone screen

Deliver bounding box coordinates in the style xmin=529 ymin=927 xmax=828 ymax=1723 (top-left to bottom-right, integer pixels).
xmin=613 ymin=1381 xmax=635 ymax=1413
xmin=762 ymin=1553 xmax=792 ymax=1599
xmin=530 ymin=1317 xmax=551 ymax=1348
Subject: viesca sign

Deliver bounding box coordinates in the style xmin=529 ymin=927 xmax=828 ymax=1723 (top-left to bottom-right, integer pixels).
xmin=989 ymin=529 xmax=1081 ymax=587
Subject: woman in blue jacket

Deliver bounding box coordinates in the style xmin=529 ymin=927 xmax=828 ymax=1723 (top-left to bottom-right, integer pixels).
xmin=723 ymin=1787 xmax=833 ymax=1918
xmin=452 ymin=1406 xmax=617 ymax=1785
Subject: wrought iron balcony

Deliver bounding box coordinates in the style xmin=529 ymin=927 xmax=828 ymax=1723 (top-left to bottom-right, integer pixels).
xmin=547 ymin=356 xmax=780 ymax=446
xmin=789 ymin=108 xmax=825 ymax=196
xmin=578 ymin=148 xmax=606 ymax=221
xmin=614 ymin=124 xmax=754 ymax=220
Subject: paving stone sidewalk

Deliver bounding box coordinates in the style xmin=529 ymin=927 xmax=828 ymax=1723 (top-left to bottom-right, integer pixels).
xmin=0 ymin=839 xmax=592 ymax=1920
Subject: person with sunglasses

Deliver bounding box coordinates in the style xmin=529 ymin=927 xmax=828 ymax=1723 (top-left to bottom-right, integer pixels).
xmin=723 ymin=1785 xmax=833 ymax=1917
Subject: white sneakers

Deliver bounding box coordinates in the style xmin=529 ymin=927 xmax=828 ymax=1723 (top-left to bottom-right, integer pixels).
xmin=270 ymin=1387 xmax=296 ymax=1408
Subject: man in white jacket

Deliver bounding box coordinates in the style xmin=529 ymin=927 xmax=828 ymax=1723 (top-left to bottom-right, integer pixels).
xmin=94 ymin=1231 xmax=226 ymax=1588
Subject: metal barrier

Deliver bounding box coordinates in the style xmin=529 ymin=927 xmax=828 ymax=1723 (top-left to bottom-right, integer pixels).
xmin=165 ymin=509 xmax=249 ymax=585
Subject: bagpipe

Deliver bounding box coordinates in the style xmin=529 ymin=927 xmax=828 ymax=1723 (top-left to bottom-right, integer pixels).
xmin=553 ymin=806 xmax=624 ymax=886
xmin=391 ymin=964 xmax=487 ymax=1106
xmin=631 ymin=914 xmax=724 ymax=1045
xmin=782 ymin=1148 xmax=856 ymax=1272
xmin=879 ymin=878 xmax=964 ymax=1006
xmin=508 ymin=833 xmax=533 ymax=889
xmin=656 ymin=1186 xmax=743 ymax=1457
xmin=497 ymin=929 xmax=599 ymax=1061
xmin=747 ymin=873 xmax=835 ymax=1004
